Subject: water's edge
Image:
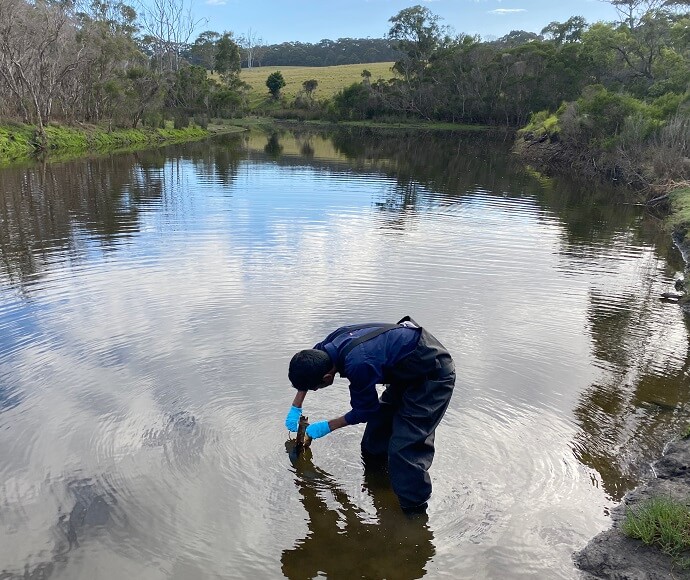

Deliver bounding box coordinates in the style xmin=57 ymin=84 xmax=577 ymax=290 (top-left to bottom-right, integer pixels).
xmin=575 ymin=231 xmax=690 ymax=579
xmin=575 ymin=437 xmax=690 ymax=579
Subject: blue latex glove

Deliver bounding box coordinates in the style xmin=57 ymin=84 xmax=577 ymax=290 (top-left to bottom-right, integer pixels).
xmin=306 ymin=421 xmax=331 ymax=439
xmin=285 ymin=406 xmax=302 ymax=432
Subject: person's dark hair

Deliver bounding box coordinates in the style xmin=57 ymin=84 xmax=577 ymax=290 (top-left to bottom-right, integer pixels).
xmin=289 ymin=349 xmax=332 ymax=391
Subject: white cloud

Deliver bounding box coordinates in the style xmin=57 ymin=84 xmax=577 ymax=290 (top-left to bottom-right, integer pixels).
xmin=489 ymin=8 xmax=527 ymax=14
xmin=205 ymin=0 xmax=226 ymax=5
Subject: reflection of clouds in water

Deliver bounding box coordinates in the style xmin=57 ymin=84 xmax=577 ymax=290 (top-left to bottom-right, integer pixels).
xmin=0 ymin=193 xmax=611 ymax=576
xmin=1 ymin=139 xmax=688 ymax=579
xmin=431 ymin=403 xmax=607 ymax=578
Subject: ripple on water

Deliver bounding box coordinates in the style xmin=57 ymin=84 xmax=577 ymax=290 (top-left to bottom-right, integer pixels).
xmin=431 ymin=395 xmax=602 ymax=578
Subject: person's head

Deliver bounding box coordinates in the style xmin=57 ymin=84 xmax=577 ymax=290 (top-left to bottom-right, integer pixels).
xmin=289 ymin=349 xmax=336 ymax=391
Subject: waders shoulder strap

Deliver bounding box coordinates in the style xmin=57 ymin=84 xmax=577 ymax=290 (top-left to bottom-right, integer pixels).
xmin=338 ymin=324 xmax=400 ymax=366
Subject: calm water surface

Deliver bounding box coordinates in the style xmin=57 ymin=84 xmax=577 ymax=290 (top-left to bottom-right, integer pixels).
xmin=1 ymin=128 xmax=689 ymax=579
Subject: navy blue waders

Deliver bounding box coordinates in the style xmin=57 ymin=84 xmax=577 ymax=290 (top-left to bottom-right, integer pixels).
xmin=338 ymin=317 xmax=455 ymax=510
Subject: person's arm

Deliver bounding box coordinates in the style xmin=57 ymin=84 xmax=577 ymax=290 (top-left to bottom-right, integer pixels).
xmin=292 ymin=390 xmax=307 ymax=408
xmin=327 ymin=415 xmax=348 ymax=432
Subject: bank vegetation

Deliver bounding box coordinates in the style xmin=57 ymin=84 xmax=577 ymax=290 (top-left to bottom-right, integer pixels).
xmin=0 ymin=0 xmax=688 ymax=195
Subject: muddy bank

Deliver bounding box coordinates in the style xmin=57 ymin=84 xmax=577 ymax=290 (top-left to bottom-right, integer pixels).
xmin=575 ymin=437 xmax=690 ymax=579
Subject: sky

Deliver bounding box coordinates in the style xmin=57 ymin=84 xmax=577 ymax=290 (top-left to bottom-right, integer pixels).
xmin=191 ymin=0 xmax=622 ymax=44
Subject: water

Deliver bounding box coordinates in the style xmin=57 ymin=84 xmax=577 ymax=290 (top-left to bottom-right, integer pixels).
xmin=0 ymin=128 xmax=688 ymax=579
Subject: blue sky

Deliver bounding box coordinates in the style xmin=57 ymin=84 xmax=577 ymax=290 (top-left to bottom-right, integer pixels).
xmin=192 ymin=0 xmax=621 ymax=44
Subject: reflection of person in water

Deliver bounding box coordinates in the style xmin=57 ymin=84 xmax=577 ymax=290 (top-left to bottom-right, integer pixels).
xmin=282 ymin=443 xmax=435 ymax=580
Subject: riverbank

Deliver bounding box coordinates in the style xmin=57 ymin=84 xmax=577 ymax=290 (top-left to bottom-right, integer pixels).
xmin=0 ymin=122 xmax=243 ymax=166
xmin=575 ymin=436 xmax=690 ymax=579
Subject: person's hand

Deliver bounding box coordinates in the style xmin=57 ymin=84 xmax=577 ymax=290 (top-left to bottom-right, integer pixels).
xmin=306 ymin=421 xmax=331 ymax=439
xmin=285 ymin=406 xmax=302 ymax=432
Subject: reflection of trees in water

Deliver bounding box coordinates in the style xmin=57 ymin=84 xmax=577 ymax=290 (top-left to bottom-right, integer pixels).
xmin=264 ymin=133 xmax=284 ymax=159
xmin=282 ymin=444 xmax=435 ymax=580
xmin=571 ymin=278 xmax=690 ymax=500
xmin=329 ymin=127 xmax=515 ymax=206
xmin=528 ymin=171 xmax=684 ymax=269
xmin=524 ymin=168 xmax=690 ymax=500
xmin=0 ymin=137 xmax=244 ymax=288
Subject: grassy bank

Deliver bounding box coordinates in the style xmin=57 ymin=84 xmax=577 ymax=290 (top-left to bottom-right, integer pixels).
xmin=623 ymin=496 xmax=690 ymax=565
xmin=0 ymin=122 xmax=216 ymax=164
xmin=219 ymin=115 xmax=490 ymax=133
xmin=667 ymin=187 xmax=690 ymax=232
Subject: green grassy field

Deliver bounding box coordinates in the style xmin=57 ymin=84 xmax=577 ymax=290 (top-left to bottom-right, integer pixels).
xmin=237 ymin=62 xmax=396 ymax=106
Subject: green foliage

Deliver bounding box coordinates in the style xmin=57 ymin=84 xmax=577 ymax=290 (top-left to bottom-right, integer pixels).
xmin=266 ymin=71 xmax=287 ymax=98
xmin=520 ymin=110 xmax=561 ymax=138
xmin=302 ymin=79 xmax=318 ymax=95
xmin=0 ymin=124 xmax=35 ymax=159
xmin=210 ymin=87 xmax=244 ymax=117
xmin=142 ymin=111 xmax=164 ymax=129
xmin=388 ymin=5 xmax=446 ymax=81
xmin=541 ymin=16 xmax=588 ymax=45
xmin=332 ymin=82 xmax=375 ymax=119
xmin=622 ymin=496 xmax=690 ymax=564
xmin=668 ymin=188 xmax=690 ymax=231
xmin=0 ymin=123 xmax=209 ymax=164
xmin=215 ymin=33 xmax=242 ymax=86
xmin=189 ymin=30 xmax=221 ymax=71
xmin=577 ymin=86 xmax=648 ymax=132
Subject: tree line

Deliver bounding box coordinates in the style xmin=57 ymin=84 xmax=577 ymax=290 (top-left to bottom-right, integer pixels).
xmin=317 ymin=2 xmax=688 ymax=188
xmin=0 ymin=0 xmax=247 ymax=145
xmin=0 ymin=0 xmax=688 ymax=188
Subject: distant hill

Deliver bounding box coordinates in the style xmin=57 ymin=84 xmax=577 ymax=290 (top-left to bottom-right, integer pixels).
xmin=238 ymin=62 xmax=396 ymax=106
xmin=246 ymin=38 xmax=401 ymax=68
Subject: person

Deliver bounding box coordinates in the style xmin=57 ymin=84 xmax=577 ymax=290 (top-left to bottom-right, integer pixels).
xmin=285 ymin=316 xmax=455 ymax=513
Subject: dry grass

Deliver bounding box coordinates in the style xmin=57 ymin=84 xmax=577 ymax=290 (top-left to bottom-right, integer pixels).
xmin=235 ymin=62 xmax=396 ymax=106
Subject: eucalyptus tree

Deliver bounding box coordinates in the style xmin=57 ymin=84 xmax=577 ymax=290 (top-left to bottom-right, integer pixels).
xmin=189 ymin=30 xmax=220 ymax=71
xmin=238 ymin=28 xmax=262 ymax=69
xmin=583 ymin=0 xmax=690 ymax=95
xmin=214 ymin=32 xmax=241 ymax=86
xmin=136 ymin=0 xmax=203 ymax=73
xmin=74 ymin=0 xmax=143 ymax=125
xmin=0 ymin=0 xmax=87 ymax=141
xmin=387 ymin=5 xmax=448 ymax=83
xmin=541 ymin=16 xmax=588 ymax=45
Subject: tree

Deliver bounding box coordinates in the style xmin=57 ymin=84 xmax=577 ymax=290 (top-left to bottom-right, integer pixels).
xmin=124 ymin=65 xmax=165 ymax=128
xmin=493 ymin=30 xmax=542 ymax=47
xmin=238 ymin=28 xmax=262 ymax=68
xmin=387 ymin=5 xmax=447 ymax=82
xmin=136 ymin=0 xmax=203 ymax=73
xmin=541 ymin=17 xmax=588 ymax=45
xmin=0 ymin=0 xmax=87 ymax=141
xmin=302 ymin=79 xmax=318 ymax=96
xmin=214 ymin=32 xmax=241 ymax=85
xmin=608 ymin=0 xmax=690 ymax=29
xmin=266 ymin=71 xmax=286 ymax=98
xmin=189 ymin=30 xmax=220 ymax=71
